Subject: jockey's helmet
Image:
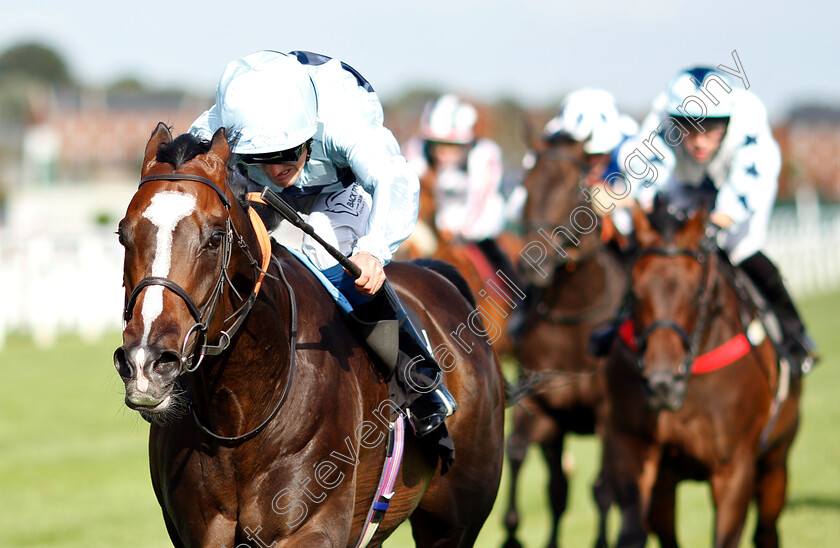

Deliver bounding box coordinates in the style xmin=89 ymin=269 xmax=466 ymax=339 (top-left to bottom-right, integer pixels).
xmin=216 ymin=50 xmax=318 ymax=155
xmin=420 ymin=95 xmax=477 ymax=145
xmin=664 ymin=67 xmax=735 ymax=121
xmin=543 ymin=89 xmax=637 ymax=155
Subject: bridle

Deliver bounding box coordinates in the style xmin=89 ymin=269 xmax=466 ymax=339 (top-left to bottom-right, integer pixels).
xmin=123 ymin=172 xmax=297 ymax=443
xmin=123 ymin=173 xmax=268 ymax=372
xmin=523 ymin=148 xmax=613 ymax=322
xmin=624 ymin=243 xmax=719 ymax=379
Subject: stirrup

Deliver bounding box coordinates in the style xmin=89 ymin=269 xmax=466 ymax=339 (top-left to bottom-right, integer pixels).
xmin=407 ymin=386 xmax=458 ymax=437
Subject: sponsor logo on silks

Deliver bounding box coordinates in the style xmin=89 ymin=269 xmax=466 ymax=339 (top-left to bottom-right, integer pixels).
xmin=325 ymin=185 xmax=363 ymax=216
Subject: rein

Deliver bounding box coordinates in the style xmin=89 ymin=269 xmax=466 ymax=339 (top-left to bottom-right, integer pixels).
xmin=125 ymin=174 xmax=271 ymax=370
xmin=620 ymin=244 xmax=754 ymax=377
xmin=125 ymin=173 xmax=297 ymax=443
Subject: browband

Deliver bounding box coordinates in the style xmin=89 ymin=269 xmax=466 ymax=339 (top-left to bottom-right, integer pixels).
xmin=139 ymin=173 xmax=231 ymax=209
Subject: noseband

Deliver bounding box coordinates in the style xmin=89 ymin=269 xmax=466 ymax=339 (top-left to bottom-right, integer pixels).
xmin=625 ymin=245 xmax=717 ymax=378
xmin=123 ymin=173 xmax=269 ymax=372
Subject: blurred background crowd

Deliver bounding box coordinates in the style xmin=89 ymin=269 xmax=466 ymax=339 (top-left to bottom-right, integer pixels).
xmin=0 ymin=36 xmax=838 ymax=348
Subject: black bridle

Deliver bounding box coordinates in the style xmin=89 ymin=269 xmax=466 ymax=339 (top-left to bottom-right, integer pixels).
xmin=624 ymin=244 xmax=719 ymax=378
xmin=123 ymin=173 xmax=256 ymax=372
xmin=522 ymin=148 xmax=615 ymax=322
xmin=123 ymin=172 xmax=298 ymax=444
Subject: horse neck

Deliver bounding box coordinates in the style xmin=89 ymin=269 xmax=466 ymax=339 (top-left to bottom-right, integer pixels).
xmin=701 ymin=257 xmax=747 ymax=350
xmin=544 ymin=234 xmax=614 ymax=310
xmin=187 ymin=205 xmax=294 ymax=430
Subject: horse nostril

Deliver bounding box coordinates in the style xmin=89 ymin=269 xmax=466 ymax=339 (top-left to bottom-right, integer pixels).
xmin=153 ymin=350 xmax=183 ymax=380
xmin=114 ymin=347 xmax=133 ymax=378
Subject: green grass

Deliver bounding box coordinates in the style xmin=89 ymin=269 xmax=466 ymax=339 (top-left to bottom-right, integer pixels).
xmin=1 ymin=291 xmax=838 ymax=547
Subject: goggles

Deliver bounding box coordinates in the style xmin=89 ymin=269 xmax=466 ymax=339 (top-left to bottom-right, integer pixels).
xmin=239 ymin=142 xmax=308 ymax=165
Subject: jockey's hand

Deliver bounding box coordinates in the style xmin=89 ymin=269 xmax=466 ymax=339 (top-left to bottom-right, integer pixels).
xmin=709 ymin=212 xmax=733 ymax=229
xmin=700 ymin=221 xmax=724 ymax=254
xmin=348 ymin=251 xmax=386 ymax=296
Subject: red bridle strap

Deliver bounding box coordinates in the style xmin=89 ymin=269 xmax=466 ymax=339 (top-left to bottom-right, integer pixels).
xmin=619 ymin=318 xmax=752 ymax=375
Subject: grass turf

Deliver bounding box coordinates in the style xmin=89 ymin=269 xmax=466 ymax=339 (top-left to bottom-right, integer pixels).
xmin=0 ymin=292 xmax=837 ymax=547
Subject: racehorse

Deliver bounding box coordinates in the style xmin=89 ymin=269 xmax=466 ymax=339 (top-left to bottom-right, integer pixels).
xmin=113 ymin=123 xmax=516 ymax=547
xmin=603 ymin=204 xmax=801 ymax=547
xmin=503 ymin=137 xmax=625 ymax=548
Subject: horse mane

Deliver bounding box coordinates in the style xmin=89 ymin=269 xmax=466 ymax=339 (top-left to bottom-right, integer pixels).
xmin=151 ymin=130 xmax=285 ymax=228
xmin=647 ymin=194 xmax=690 ymax=243
xmin=156 ymin=132 xmax=213 ymax=168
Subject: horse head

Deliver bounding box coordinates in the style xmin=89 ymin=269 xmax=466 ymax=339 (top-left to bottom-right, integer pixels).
xmin=114 ymin=123 xmax=263 ymax=421
xmin=625 ymin=202 xmax=713 ymax=411
xmin=519 ymin=136 xmax=597 ymax=287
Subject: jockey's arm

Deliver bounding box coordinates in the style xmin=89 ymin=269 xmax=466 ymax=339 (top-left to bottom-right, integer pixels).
xmin=712 ymin=128 xmax=781 ymax=234
xmin=332 ymin=122 xmax=420 ymax=294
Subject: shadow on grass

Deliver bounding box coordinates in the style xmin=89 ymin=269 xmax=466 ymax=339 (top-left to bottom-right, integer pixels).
xmin=787 ymin=495 xmax=840 ymax=511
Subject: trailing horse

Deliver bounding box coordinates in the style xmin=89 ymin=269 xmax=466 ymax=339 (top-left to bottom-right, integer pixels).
xmin=603 ymin=204 xmax=801 ymax=548
xmin=114 ymin=124 xmax=519 ymax=547
xmin=503 ymin=136 xmax=625 ymax=548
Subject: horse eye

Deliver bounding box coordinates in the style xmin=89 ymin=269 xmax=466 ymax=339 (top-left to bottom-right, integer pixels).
xmin=208 ymin=229 xmax=225 ymax=249
xmin=116 ymin=224 xmax=127 ymax=246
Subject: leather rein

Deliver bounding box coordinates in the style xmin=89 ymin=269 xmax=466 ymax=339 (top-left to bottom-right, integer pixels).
xmin=124 ymin=173 xmax=296 ymax=443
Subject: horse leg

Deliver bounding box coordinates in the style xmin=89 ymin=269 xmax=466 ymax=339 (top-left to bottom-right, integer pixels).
xmin=541 ymin=432 xmax=569 ymax=548
xmin=647 ymin=470 xmax=678 ymax=548
xmin=502 ymin=406 xmax=531 ymax=548
xmin=710 ymin=457 xmax=756 ymax=548
xmin=408 ymin=506 xmax=475 ymax=548
xmin=605 ymin=432 xmax=660 ymax=548
xmin=592 ymin=462 xmax=613 ymax=548
xmin=753 ymin=432 xmax=795 ymax=548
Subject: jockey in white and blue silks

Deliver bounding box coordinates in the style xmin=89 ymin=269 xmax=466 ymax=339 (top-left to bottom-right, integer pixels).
xmin=538 ymin=88 xmax=639 ymax=190
xmin=616 ymin=66 xmax=817 ymax=373
xmin=190 ymin=50 xmax=457 ymax=437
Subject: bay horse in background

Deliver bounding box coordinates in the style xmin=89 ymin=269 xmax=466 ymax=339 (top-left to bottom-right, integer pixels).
xmin=399 ymin=167 xmax=524 ymax=359
xmin=503 ymin=136 xmax=626 ymax=548
xmin=113 ymin=123 xmax=517 ymax=547
xmin=603 ymin=204 xmax=801 ymax=547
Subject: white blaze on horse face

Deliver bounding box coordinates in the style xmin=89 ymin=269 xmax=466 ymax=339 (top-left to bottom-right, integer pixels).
xmin=138 ymin=191 xmax=197 ymax=346
xmin=135 ymin=347 xmax=149 ymax=393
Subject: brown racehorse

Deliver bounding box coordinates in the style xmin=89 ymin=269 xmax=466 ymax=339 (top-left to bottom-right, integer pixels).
xmin=603 ymin=204 xmax=801 ymax=547
xmin=114 ymin=123 xmax=516 ymax=547
xmin=400 ymin=168 xmax=523 ymax=359
xmin=502 ymin=137 xmax=626 ymax=548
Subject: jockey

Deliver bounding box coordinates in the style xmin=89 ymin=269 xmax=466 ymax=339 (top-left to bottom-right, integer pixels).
xmin=403 ymin=94 xmax=513 ymax=262
xmin=539 ymin=88 xmax=639 ymax=194
xmin=189 ymin=50 xmax=457 ymax=437
xmin=618 ymin=66 xmax=817 ymax=373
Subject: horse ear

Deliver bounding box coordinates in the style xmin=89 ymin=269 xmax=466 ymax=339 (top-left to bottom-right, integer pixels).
xmin=600 ymin=212 xmax=619 ymax=245
xmin=521 ymin=114 xmax=544 ymax=154
xmin=209 ymin=127 xmax=231 ymax=163
xmin=142 ymin=123 xmax=172 ymax=173
xmin=631 ymin=201 xmax=659 ymax=247
xmin=677 ymin=206 xmax=709 ymax=248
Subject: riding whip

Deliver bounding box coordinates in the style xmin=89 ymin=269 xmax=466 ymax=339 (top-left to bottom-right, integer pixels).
xmin=256 ymin=186 xmax=363 ymax=279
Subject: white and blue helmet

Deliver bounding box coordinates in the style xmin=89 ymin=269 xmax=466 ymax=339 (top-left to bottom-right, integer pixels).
xmin=543 ymin=89 xmax=637 ymax=154
xmin=214 ymin=50 xmax=318 ymax=154
xmin=664 ymin=67 xmax=735 ymax=120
